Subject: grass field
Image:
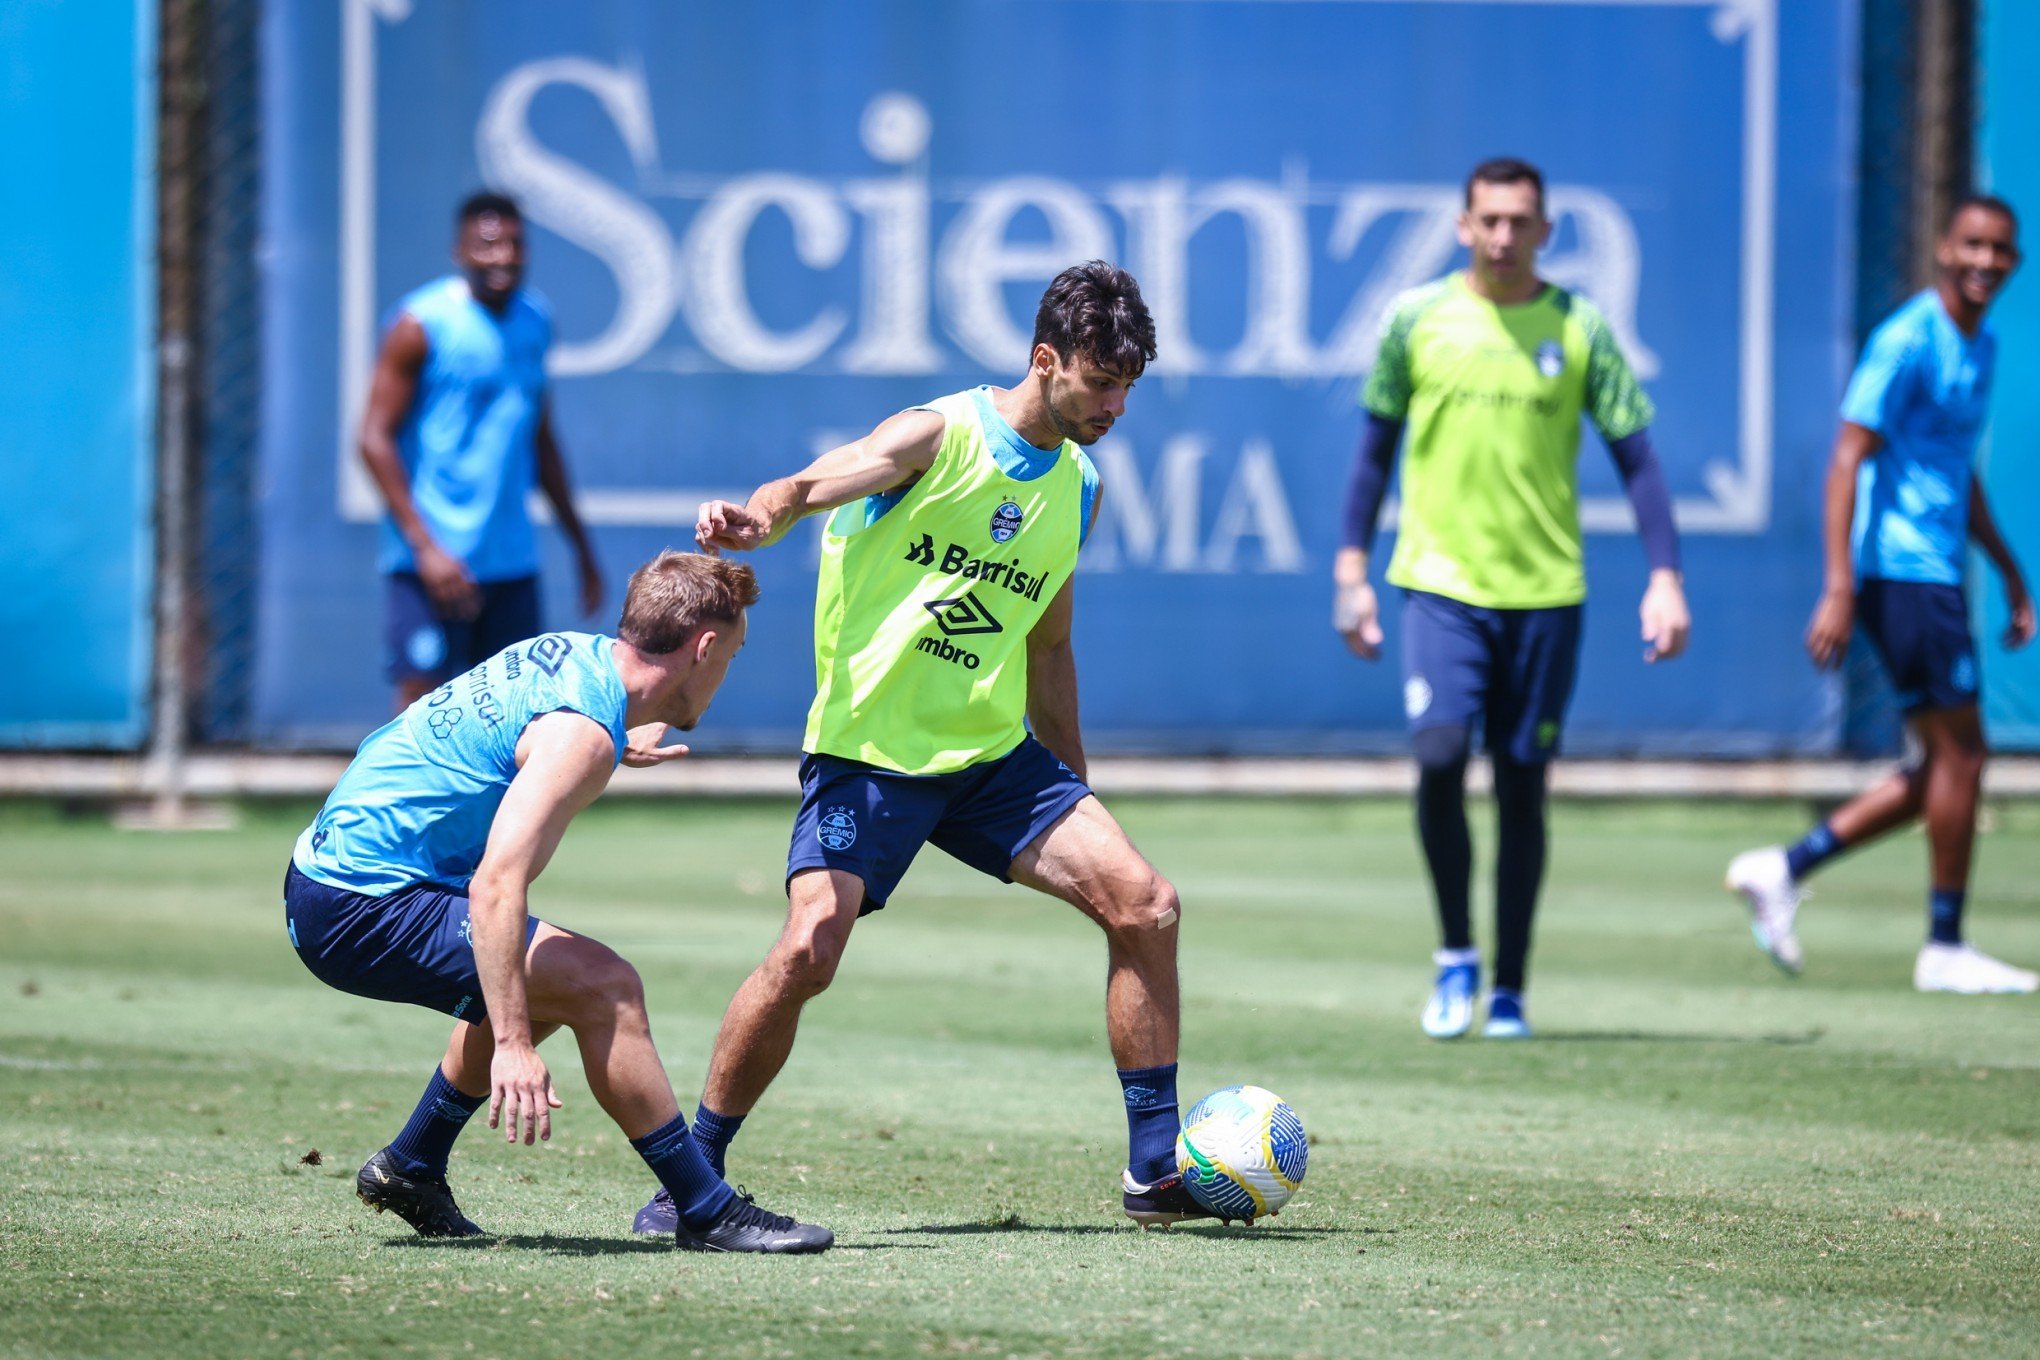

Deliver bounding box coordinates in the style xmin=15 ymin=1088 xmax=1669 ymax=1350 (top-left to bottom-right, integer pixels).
xmin=3 ymin=794 xmax=2037 ymax=1359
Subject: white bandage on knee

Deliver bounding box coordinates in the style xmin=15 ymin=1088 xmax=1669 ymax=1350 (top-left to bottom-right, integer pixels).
xmin=1156 ymin=906 xmax=1179 ymax=928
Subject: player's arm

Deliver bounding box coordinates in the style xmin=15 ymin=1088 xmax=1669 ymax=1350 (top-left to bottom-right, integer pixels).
xmin=1604 ymin=430 xmax=1690 ymax=662
xmin=358 ymin=315 xmax=479 ymax=619
xmin=1583 ymin=306 xmax=1688 ymax=662
xmin=1336 ymin=295 xmax=1421 ymax=661
xmin=1970 ymin=478 xmax=2037 ymax=649
xmin=467 ymin=711 xmax=617 ymax=1145
xmin=1025 ymin=491 xmax=1102 ymax=781
xmin=1805 ymin=421 xmax=1881 ymax=668
xmin=1333 ymin=415 xmax=1403 ymax=660
xmin=535 ymin=401 xmax=604 ymax=617
xmin=696 ymin=408 xmax=946 ymax=555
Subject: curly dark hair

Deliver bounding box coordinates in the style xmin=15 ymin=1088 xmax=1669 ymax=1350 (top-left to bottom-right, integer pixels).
xmin=1032 ymin=261 xmax=1158 ymax=377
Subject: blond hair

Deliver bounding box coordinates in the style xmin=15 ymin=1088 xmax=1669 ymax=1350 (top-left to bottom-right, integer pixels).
xmin=616 ymin=550 xmax=760 ymax=654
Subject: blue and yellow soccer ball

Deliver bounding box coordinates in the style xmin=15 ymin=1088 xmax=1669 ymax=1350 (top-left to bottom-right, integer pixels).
xmin=1175 ymin=1084 xmax=1307 ymax=1222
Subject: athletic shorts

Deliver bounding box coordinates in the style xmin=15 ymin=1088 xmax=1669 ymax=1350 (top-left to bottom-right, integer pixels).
xmin=786 ymin=736 xmax=1093 ymax=914
xmin=284 ymin=861 xmax=542 ymax=1022
xmin=384 ymin=572 xmax=541 ymax=686
xmin=1856 ymin=578 xmax=1979 ymax=714
xmin=1399 ymin=589 xmax=1584 ymax=764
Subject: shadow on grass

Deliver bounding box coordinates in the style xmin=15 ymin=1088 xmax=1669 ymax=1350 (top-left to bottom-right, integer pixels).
xmin=383 ymin=1233 xmax=673 ymax=1256
xmin=1532 ymin=1027 xmax=1826 ymax=1045
xmin=880 ymin=1219 xmax=1345 ymax=1240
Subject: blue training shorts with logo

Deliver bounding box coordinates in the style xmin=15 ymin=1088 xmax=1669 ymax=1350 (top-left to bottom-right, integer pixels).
xmin=1856 ymin=577 xmax=1979 ymax=713
xmin=384 ymin=571 xmax=541 ymax=686
xmin=1399 ymin=589 xmax=1584 ymax=764
xmin=284 ymin=862 xmax=542 ymax=1022
xmin=787 ymin=735 xmax=1093 ymax=914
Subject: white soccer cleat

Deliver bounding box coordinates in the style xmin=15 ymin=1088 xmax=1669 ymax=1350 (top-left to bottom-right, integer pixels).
xmin=1420 ymin=958 xmax=1479 ymax=1039
xmin=1726 ymin=847 xmax=1804 ymax=975
xmin=1913 ymin=943 xmax=2039 ymax=994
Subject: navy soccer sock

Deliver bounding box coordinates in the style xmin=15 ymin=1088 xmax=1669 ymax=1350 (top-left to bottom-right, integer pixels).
xmin=385 ymin=1066 xmax=486 ymax=1179
xmin=1118 ymin=1063 xmax=1180 ymax=1186
xmin=631 ymin=1114 xmax=735 ymax=1231
xmin=1928 ymin=888 xmax=1966 ymax=946
xmin=1492 ymin=757 xmax=1549 ymax=995
xmin=1413 ymin=728 xmax=1474 ymax=951
xmin=691 ymin=1103 xmax=745 ymax=1180
xmin=1785 ymin=822 xmax=1842 ymax=881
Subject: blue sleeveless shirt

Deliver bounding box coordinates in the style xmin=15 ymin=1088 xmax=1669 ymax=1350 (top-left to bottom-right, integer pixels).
xmin=378 ymin=276 xmax=553 ymax=582
xmin=293 ymin=632 xmax=627 ymax=895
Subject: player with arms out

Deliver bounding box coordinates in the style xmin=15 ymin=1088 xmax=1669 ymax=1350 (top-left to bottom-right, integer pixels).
xmin=1334 ymin=157 xmax=1691 ymax=1040
xmin=286 ymin=551 xmax=833 ymax=1253
xmin=1728 ymin=196 xmax=2038 ymax=994
xmin=359 ymin=191 xmax=605 ymax=710
xmin=633 ymin=261 xmax=1211 ymax=1232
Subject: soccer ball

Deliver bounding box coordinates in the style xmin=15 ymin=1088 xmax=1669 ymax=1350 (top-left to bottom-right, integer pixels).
xmin=1175 ymin=1084 xmax=1307 ymax=1222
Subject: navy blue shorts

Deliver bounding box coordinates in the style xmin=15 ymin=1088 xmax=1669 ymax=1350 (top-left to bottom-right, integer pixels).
xmin=787 ymin=736 xmax=1093 ymax=913
xmin=284 ymin=861 xmax=542 ymax=1022
xmin=385 ymin=572 xmax=541 ymax=686
xmin=1399 ymin=589 xmax=1583 ymax=763
xmin=1857 ymin=578 xmax=1979 ymax=714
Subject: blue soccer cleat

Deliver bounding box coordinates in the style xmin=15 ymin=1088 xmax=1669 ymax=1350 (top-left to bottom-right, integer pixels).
xmin=1420 ymin=957 xmax=1479 ymax=1039
xmin=633 ymin=1187 xmax=676 ymax=1235
xmin=1481 ymin=988 xmax=1532 ymax=1039
xmin=672 ymin=1189 xmax=833 ymax=1254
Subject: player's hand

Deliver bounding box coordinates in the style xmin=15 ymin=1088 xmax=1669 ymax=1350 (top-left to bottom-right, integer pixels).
xmin=576 ymin=551 xmax=606 ymax=619
xmin=2004 ymin=578 xmax=2037 ymax=651
xmin=1639 ymin=571 xmax=1690 ymax=663
xmin=1333 ymin=579 xmax=1385 ymax=661
xmin=417 ymin=542 xmax=482 ymax=621
xmin=695 ymin=499 xmax=769 ymax=555
xmin=1805 ymin=588 xmax=1854 ymax=669
xmin=622 ymin=722 xmax=691 ymax=768
xmin=488 ymin=1043 xmax=560 ymax=1146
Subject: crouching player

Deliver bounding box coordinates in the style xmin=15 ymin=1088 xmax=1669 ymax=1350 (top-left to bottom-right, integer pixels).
xmin=284 ymin=550 xmax=833 ymax=1253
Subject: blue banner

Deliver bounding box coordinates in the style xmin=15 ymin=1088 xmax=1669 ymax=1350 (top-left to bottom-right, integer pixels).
xmin=0 ymin=0 xmax=156 ymax=748
xmin=1979 ymin=0 xmax=2040 ymax=751
xmin=257 ymin=0 xmax=1854 ymax=754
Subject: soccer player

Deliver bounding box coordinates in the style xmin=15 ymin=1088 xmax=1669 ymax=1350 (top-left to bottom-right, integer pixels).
xmin=1333 ymin=157 xmax=1691 ymax=1040
xmin=285 ymin=551 xmax=833 ymax=1253
xmin=360 ymin=191 xmax=605 ymax=710
xmin=634 ymin=261 xmax=1209 ymax=1232
xmin=1728 ymin=196 xmax=2038 ymax=994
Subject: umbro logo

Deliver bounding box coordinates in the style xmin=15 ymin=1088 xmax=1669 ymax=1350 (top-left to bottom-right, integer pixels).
xmin=923 ymin=595 xmax=1003 ymax=637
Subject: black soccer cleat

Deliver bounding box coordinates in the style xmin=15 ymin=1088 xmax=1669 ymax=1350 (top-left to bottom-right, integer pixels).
xmin=672 ymin=1189 xmax=833 ymax=1254
xmin=1122 ymin=1168 xmax=1226 ymax=1228
xmin=355 ymin=1148 xmax=486 ymax=1238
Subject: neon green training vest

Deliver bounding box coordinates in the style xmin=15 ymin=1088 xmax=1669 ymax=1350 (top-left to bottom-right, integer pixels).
xmin=804 ymin=388 xmax=1085 ymax=775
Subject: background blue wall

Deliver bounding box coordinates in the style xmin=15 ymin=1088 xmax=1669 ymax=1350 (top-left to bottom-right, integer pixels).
xmin=0 ymin=0 xmax=157 ymax=747
xmin=253 ymin=0 xmax=1856 ymax=754
xmin=1978 ymin=0 xmax=2040 ymax=748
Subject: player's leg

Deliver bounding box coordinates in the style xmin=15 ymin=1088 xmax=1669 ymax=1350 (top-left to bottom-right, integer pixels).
xmin=679 ymin=754 xmax=936 ymax=1193
xmin=697 ymin=869 xmax=865 ymax=1140
xmin=1729 ymin=580 xmax=1924 ymax=971
xmin=1400 ymin=591 xmax=1491 ymax=1038
xmin=1909 ymin=703 xmax=2033 ymax=992
xmin=1480 ymin=603 xmax=1581 ymax=1039
xmin=521 ymin=922 xmax=831 ymax=1252
xmin=1002 ymin=789 xmax=1193 ymax=1224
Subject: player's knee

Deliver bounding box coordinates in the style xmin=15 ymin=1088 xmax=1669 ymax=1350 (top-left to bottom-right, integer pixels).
xmin=1413 ymin=724 xmax=1471 ymax=776
xmin=561 ymin=948 xmax=646 ymax=1026
xmin=1104 ymin=871 xmax=1179 ymax=936
xmin=771 ymin=925 xmax=846 ymax=996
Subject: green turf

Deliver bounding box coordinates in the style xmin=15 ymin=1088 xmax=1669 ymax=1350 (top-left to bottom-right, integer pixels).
xmin=2 ymin=795 xmax=2036 ymax=1359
